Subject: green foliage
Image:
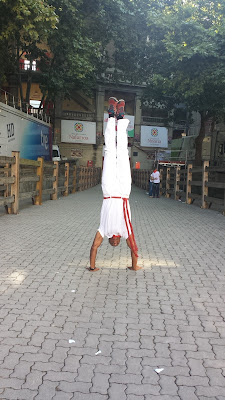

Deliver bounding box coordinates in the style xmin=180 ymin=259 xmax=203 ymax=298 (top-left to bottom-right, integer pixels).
xmin=138 ymin=0 xmax=225 ymax=162
xmin=0 ymin=0 xmax=57 ymax=43
xmin=39 ymin=0 xmax=102 ymax=101
xmin=0 ymin=0 xmax=57 ymax=96
xmin=142 ymin=0 xmax=225 ymax=119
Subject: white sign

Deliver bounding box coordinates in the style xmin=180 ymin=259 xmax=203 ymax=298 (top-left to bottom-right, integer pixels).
xmin=141 ymin=126 xmax=168 ymax=148
xmin=61 ymin=120 xmax=96 ymax=144
xmin=103 ymin=114 xmax=135 ymax=137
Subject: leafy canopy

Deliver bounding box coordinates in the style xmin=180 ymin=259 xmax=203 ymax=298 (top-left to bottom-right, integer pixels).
xmin=142 ymin=0 xmax=225 ymax=119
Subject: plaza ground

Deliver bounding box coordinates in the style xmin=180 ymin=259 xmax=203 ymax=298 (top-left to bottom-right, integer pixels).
xmin=1 ymin=185 xmax=225 ymax=399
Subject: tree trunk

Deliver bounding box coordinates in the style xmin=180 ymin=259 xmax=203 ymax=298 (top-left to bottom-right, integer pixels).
xmin=39 ymin=92 xmax=47 ymax=109
xmin=25 ymin=68 xmax=32 ymax=105
xmin=195 ymin=111 xmax=207 ymax=166
xmin=16 ymin=44 xmax=24 ymax=109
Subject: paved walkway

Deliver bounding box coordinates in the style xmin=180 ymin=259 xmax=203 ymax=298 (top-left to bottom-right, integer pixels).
xmin=1 ymin=185 xmax=225 ymax=400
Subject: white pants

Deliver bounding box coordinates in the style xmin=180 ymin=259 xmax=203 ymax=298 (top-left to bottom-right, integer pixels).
xmin=102 ymin=117 xmax=131 ymax=198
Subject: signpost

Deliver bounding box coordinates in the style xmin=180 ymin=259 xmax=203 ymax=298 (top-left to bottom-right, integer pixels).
xmin=141 ymin=126 xmax=168 ymax=148
xmin=61 ymin=120 xmax=96 ymax=144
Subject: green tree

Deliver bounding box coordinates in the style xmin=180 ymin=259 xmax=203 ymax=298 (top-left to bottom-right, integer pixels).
xmin=0 ymin=0 xmax=57 ymax=104
xmin=141 ymin=0 xmax=225 ymax=164
xmin=0 ymin=0 xmax=148 ymax=106
xmin=39 ymin=0 xmax=141 ymax=105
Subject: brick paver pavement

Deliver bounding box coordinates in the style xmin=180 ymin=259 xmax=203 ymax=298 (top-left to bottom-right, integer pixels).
xmin=1 ymin=184 xmax=225 ymax=400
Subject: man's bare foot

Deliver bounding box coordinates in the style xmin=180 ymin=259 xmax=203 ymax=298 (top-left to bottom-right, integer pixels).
xmin=128 ymin=266 xmax=143 ymax=271
xmin=88 ymin=267 xmax=100 ymax=272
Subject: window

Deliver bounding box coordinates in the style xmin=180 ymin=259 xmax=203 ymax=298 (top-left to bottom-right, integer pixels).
xmin=30 ymin=100 xmax=41 ymax=108
xmin=24 ymin=60 xmax=37 ymax=71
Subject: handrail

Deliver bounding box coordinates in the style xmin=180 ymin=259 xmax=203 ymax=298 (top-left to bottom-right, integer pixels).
xmin=0 ymin=153 xmax=102 ymax=214
xmin=0 ymin=88 xmax=51 ymax=124
xmin=132 ymin=162 xmax=225 ymax=215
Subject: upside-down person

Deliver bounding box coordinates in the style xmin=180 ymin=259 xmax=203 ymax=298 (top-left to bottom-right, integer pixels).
xmin=89 ymin=97 xmax=142 ymax=272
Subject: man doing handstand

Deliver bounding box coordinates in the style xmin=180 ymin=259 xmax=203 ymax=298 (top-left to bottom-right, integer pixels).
xmin=89 ymin=97 xmax=142 ymax=272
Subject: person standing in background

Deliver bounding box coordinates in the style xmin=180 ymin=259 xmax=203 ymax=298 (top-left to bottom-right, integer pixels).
xmin=149 ymin=170 xmax=154 ymax=197
xmin=152 ymin=168 xmax=160 ymax=198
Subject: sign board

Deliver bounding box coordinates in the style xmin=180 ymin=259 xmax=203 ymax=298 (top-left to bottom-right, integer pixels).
xmin=61 ymin=120 xmax=96 ymax=144
xmin=87 ymin=160 xmax=93 ymax=167
xmin=135 ymin=162 xmax=140 ymax=169
xmin=141 ymin=126 xmax=168 ymax=148
xmin=0 ymin=103 xmax=51 ymax=160
xmin=103 ymin=114 xmax=135 ymax=137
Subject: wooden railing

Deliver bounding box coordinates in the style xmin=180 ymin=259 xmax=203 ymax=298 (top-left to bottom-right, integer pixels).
xmin=0 ymin=152 xmax=101 ymax=214
xmin=132 ymin=162 xmax=225 ymax=214
xmin=132 ymin=170 xmax=150 ymax=192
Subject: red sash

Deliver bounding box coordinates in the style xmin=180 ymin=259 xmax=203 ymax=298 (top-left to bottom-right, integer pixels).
xmin=103 ymin=196 xmax=138 ymax=258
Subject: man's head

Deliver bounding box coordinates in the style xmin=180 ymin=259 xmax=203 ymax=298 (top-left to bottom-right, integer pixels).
xmin=109 ymin=235 xmax=121 ymax=247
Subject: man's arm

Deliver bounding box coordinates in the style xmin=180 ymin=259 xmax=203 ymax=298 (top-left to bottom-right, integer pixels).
xmin=90 ymin=231 xmax=103 ymax=270
xmin=126 ymin=237 xmax=142 ymax=271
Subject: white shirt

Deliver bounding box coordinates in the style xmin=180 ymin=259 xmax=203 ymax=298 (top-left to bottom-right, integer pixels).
xmin=98 ymin=198 xmax=131 ymax=239
xmin=152 ymin=170 xmax=160 ymax=183
xmin=150 ymin=173 xmax=154 ymax=182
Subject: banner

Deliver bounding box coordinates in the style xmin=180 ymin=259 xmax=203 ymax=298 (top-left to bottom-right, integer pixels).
xmin=103 ymin=114 xmax=135 ymax=137
xmin=61 ymin=120 xmax=96 ymax=144
xmin=0 ymin=103 xmax=51 ymax=160
xmin=141 ymin=126 xmax=168 ymax=148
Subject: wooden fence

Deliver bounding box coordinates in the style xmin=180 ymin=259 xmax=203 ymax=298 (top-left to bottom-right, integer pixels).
xmin=0 ymin=152 xmax=101 ymax=214
xmin=132 ymin=162 xmax=225 ymax=214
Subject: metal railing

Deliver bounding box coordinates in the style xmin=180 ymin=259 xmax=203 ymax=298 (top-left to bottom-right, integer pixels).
xmin=141 ymin=116 xmax=167 ymax=124
xmin=158 ymin=149 xmax=189 ymax=166
xmin=0 ymin=88 xmax=51 ymax=124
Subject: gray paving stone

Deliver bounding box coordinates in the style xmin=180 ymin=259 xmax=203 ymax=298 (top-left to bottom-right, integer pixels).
xmin=1 ymin=185 xmax=225 ymax=399
xmin=76 ymin=364 xmax=95 ymax=382
xmin=22 ymin=370 xmax=45 ymax=390
xmin=2 ymin=388 xmax=38 ymax=399
xmin=111 ymin=348 xmax=127 ymax=365
xmin=160 ymin=366 xmax=190 ymax=377
xmin=32 ymin=361 xmax=61 ymax=372
xmin=142 ymin=357 xmax=172 ymax=367
xmin=43 ymin=371 xmax=76 ymax=383
xmin=108 ymin=383 xmax=127 ymax=399
xmin=71 ymin=394 xmax=107 ymax=400
xmin=176 ymin=375 xmax=209 ymax=387
xmin=188 ymin=358 xmax=206 ymax=376
xmin=126 ymin=383 xmax=160 ymax=396
xmin=91 ymin=372 xmax=110 ymax=394
xmin=159 ymin=375 xmax=178 ymax=395
xmin=126 ymin=357 xmax=142 ymax=375
xmin=206 ymin=367 xmax=225 ymax=386
xmin=10 ymin=361 xmax=33 ymax=379
xmin=58 ymin=381 xmax=92 ymax=393
xmin=94 ymin=364 xmax=126 ymax=374
xmin=1 ymin=353 xmax=21 ymax=369
xmin=142 ymin=366 xmax=159 ymax=385
xmin=196 ymin=386 xmax=225 ymax=397
xmin=0 ymin=368 xmax=13 ymax=379
xmin=53 ymin=393 xmax=73 ymax=400
xmin=34 ymin=380 xmax=58 ymax=400
xmin=110 ymin=373 xmax=142 ymax=384
xmin=146 ymin=396 xmax=180 ymax=400
xmin=178 ymin=386 xmax=199 ymax=400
